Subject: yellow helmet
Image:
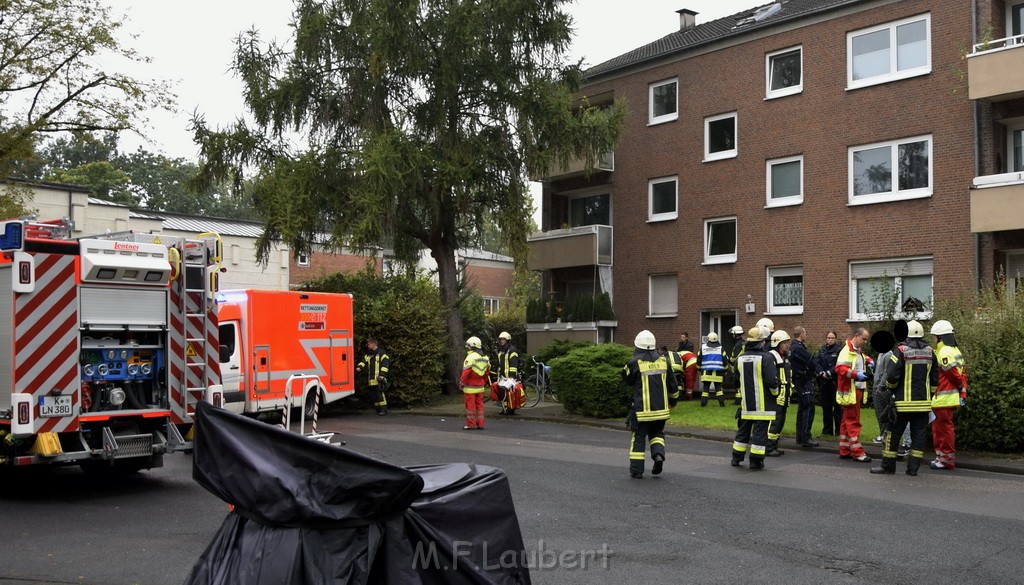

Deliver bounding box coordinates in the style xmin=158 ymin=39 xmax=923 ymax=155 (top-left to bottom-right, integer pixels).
xmin=707 ymin=332 xmax=719 ymax=343
xmin=746 ymin=327 xmax=765 ymax=342
xmin=771 ymin=330 xmax=791 ymax=348
xmin=498 ymin=331 xmax=512 ymax=340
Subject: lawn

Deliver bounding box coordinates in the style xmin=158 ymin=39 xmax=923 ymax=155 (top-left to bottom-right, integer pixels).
xmin=667 ymin=396 xmax=882 ymax=442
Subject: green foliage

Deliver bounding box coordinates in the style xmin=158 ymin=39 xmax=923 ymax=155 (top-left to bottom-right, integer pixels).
xmin=934 ymin=281 xmax=1024 ymax=452
xmin=191 ymin=0 xmax=625 ymax=391
xmin=549 ymin=343 xmax=633 ymax=418
xmin=299 ymin=267 xmax=446 ymax=406
xmin=485 ymin=307 xmax=526 ymax=356
xmin=534 ymin=339 xmax=594 ymax=364
xmin=526 ymin=297 xmax=547 ymax=323
xmin=0 ymin=0 xmax=173 ymax=180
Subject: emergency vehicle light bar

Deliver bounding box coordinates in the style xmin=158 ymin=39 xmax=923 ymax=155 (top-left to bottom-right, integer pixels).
xmin=80 ymin=239 xmax=171 ymax=286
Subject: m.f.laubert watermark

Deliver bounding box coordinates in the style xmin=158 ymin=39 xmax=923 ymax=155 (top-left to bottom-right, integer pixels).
xmin=413 ymin=539 xmax=613 ymax=571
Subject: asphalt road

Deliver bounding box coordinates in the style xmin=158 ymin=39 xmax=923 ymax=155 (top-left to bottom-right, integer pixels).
xmin=2 ymin=413 xmax=1024 ymax=584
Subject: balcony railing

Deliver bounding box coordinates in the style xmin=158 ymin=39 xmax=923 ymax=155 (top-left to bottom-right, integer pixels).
xmin=971 ymin=172 xmax=1024 ymax=233
xmin=526 ymin=224 xmax=612 ymax=270
xmin=967 ymin=34 xmax=1024 ymax=101
xmin=533 ymin=151 xmax=614 ymax=182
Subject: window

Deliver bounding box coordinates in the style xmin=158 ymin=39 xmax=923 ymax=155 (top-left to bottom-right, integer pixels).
xmin=648 ymin=273 xmax=678 ymax=318
xmin=1010 ymin=126 xmax=1023 ymax=172
xmin=766 ymin=155 xmax=803 ymax=207
xmin=849 ymin=257 xmax=933 ymax=321
xmin=767 ymin=266 xmax=804 ymax=314
xmin=704 ymin=217 xmax=737 ymax=264
xmin=483 ymin=297 xmax=501 ymax=314
xmin=848 ymin=135 xmax=932 ymax=205
xmin=649 ymin=78 xmax=678 ymax=125
xmin=297 ymin=253 xmax=310 ymax=267
xmin=1008 ymin=252 xmax=1024 ymax=301
xmin=648 ymin=176 xmax=678 ymax=222
xmin=704 ymin=112 xmax=737 ymax=161
xmin=569 ymin=192 xmax=610 ymax=227
xmin=847 ymin=14 xmax=930 ymax=89
xmin=766 ymin=46 xmax=802 ymax=99
xmin=1010 ymin=2 xmax=1023 ymax=38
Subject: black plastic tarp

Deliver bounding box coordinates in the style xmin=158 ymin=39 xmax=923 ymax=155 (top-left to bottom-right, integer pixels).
xmin=186 ymin=402 xmax=531 ymax=585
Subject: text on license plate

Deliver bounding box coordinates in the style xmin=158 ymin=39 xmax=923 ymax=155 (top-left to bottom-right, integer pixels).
xmin=39 ymin=395 xmax=73 ymax=418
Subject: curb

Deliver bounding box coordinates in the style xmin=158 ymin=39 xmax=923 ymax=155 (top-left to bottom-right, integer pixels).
xmin=393 ymin=406 xmax=1024 ymax=477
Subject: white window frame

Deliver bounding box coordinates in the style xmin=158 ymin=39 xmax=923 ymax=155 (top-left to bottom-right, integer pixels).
xmin=648 ymin=273 xmax=678 ymax=318
xmin=703 ymin=216 xmax=737 ymax=265
xmin=765 ymin=155 xmax=804 ymax=207
xmin=767 ymin=265 xmax=804 ymax=315
xmin=847 ymin=14 xmax=931 ymax=90
xmin=765 ymin=46 xmax=803 ymax=99
xmin=483 ymin=297 xmax=501 ymax=314
xmin=1008 ymin=250 xmax=1024 ymax=301
xmin=649 ymin=78 xmax=679 ymax=125
xmin=848 ymin=134 xmax=932 ymax=206
xmin=1009 ymin=1 xmax=1024 ymax=38
xmin=648 ymin=176 xmax=678 ymax=222
xmin=704 ymin=112 xmax=738 ymax=162
xmin=848 ymin=257 xmax=933 ymax=321
xmin=1008 ymin=123 xmax=1024 ymax=173
xmin=297 ymin=253 xmax=310 ymax=267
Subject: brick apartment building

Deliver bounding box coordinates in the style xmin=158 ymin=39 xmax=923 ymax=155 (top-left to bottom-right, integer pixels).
xmin=529 ymin=0 xmax=1024 ymax=350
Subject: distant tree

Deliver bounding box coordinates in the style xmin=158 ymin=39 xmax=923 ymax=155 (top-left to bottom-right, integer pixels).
xmin=0 ymin=0 xmax=173 ymax=183
xmin=47 ymin=160 xmax=135 ymax=204
xmin=192 ymin=0 xmax=625 ymax=392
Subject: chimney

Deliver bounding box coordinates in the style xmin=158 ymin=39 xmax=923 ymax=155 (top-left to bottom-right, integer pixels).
xmin=677 ymin=9 xmax=698 ymax=32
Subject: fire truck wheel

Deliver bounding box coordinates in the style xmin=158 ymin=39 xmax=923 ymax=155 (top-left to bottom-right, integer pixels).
xmin=303 ymin=387 xmax=326 ymax=419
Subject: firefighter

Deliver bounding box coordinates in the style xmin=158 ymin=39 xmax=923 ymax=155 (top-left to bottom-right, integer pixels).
xmin=356 ymin=337 xmax=390 ymax=415
xmin=835 ymin=328 xmax=874 ymax=462
xmin=929 ymin=320 xmax=967 ymax=470
xmin=871 ymin=320 xmax=939 ymax=476
xmin=659 ymin=345 xmax=698 ymax=399
xmin=766 ymin=330 xmax=792 ymax=457
xmin=495 ymin=331 xmax=520 ymax=415
xmin=731 ymin=327 xmax=780 ymax=470
xmin=698 ymin=332 xmax=727 ymax=406
xmin=460 ymin=336 xmax=490 ymax=430
xmin=623 ymin=330 xmax=679 ymax=479
xmin=725 ymin=325 xmax=745 ymax=404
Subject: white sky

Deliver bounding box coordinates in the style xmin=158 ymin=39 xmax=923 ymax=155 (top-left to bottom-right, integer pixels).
xmin=106 ymin=0 xmax=764 ymax=160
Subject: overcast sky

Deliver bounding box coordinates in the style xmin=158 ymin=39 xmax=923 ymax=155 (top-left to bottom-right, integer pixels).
xmin=105 ymin=0 xmax=765 ymax=160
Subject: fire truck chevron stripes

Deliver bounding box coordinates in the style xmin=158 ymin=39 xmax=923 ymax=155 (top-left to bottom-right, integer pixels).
xmin=13 ymin=253 xmax=80 ymax=433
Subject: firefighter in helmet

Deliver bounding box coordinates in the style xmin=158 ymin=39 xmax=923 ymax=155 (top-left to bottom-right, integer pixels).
xmin=766 ymin=330 xmax=793 ymax=457
xmin=495 ymin=331 xmax=521 ymax=415
xmin=731 ymin=327 xmax=780 ymax=470
xmin=460 ymin=336 xmax=490 ymax=430
xmin=356 ymin=337 xmax=390 ymax=415
xmin=725 ymin=325 xmax=745 ymax=404
xmin=871 ymin=320 xmax=939 ymax=476
xmin=929 ymin=319 xmax=967 ymax=470
xmin=698 ymin=332 xmax=727 ymax=406
xmin=623 ymin=330 xmax=679 ymax=478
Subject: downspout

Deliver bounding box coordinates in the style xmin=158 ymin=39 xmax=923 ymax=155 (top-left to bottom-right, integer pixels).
xmin=972 ymin=0 xmax=981 ymax=293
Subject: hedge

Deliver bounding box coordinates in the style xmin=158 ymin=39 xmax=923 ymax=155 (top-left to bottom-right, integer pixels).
xmin=548 ymin=343 xmax=634 ymax=418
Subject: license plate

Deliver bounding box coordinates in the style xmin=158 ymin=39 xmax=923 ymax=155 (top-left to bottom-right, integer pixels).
xmin=39 ymin=395 xmax=73 ymax=418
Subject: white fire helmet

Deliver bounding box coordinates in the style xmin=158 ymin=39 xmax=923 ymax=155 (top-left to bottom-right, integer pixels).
xmin=634 ymin=330 xmax=657 ymax=350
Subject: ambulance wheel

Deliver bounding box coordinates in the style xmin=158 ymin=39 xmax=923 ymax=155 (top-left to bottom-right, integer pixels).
xmin=303 ymin=387 xmax=325 ymax=419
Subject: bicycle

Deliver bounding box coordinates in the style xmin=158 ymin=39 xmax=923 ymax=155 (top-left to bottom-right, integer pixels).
xmin=523 ymin=356 xmax=558 ymax=407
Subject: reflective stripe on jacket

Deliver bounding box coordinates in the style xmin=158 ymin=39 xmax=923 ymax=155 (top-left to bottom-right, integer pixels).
xmin=461 ymin=350 xmax=490 ymax=393
xmin=497 ymin=343 xmax=520 ymax=378
xmin=886 ymin=339 xmax=938 ymax=413
xmin=738 ymin=342 xmax=779 ymax=420
xmin=623 ymin=350 xmax=679 ymax=422
xmin=699 ymin=343 xmax=725 ymax=383
xmin=359 ymin=348 xmax=390 ymax=386
xmin=771 ymin=350 xmax=792 ymax=407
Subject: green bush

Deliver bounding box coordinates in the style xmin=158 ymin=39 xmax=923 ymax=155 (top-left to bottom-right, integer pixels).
xmin=935 ymin=283 xmax=1024 ymax=452
xmin=534 ymin=339 xmax=593 ymax=364
xmin=549 ymin=343 xmax=633 ymax=418
xmin=299 ymin=267 xmax=446 ymax=406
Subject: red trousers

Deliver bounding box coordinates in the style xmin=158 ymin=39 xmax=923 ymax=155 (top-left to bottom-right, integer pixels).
xmin=932 ymin=407 xmax=956 ymax=467
xmin=838 ymin=391 xmax=866 ymax=457
xmin=463 ymin=392 xmax=485 ymax=429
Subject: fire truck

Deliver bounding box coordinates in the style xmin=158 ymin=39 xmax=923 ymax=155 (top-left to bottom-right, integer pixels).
xmin=0 ymin=218 xmax=224 ymax=471
xmin=215 ymin=289 xmax=356 ymax=424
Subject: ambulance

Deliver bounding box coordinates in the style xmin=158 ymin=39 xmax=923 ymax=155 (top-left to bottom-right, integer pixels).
xmin=215 ymin=289 xmax=356 ymax=421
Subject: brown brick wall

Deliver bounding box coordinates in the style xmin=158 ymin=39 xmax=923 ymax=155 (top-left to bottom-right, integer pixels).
xmin=553 ymin=0 xmax=983 ymax=344
xmin=465 ymin=263 xmax=514 ymax=299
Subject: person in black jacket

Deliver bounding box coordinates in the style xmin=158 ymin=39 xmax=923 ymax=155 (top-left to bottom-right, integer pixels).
xmin=815 ymin=331 xmax=842 ymax=436
xmin=789 ymin=326 xmax=820 ymax=447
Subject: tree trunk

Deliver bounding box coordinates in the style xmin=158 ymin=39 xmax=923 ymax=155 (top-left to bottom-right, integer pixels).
xmin=433 ymin=243 xmax=464 ymax=395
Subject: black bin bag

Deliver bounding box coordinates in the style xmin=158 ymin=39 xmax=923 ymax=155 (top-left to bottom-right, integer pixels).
xmin=186 ymin=402 xmax=532 ymax=585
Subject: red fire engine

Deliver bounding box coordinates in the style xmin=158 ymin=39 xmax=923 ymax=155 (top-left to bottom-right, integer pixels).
xmin=0 ymin=218 xmax=224 ymax=471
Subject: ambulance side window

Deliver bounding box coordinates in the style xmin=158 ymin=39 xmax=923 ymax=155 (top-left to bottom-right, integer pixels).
xmin=219 ymin=323 xmax=236 ymax=363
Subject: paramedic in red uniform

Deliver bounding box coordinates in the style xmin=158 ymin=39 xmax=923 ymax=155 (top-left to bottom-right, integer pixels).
xmin=835 ymin=328 xmax=873 ymax=462
xmin=460 ymin=336 xmax=490 ymax=430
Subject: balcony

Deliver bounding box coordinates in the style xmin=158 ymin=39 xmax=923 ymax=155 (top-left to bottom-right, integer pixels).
xmin=526 ymin=225 xmax=612 ymax=270
xmin=971 ymin=172 xmax=1024 ymax=232
xmin=533 ymin=151 xmax=614 ymax=182
xmin=967 ymin=35 xmax=1024 ymax=101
